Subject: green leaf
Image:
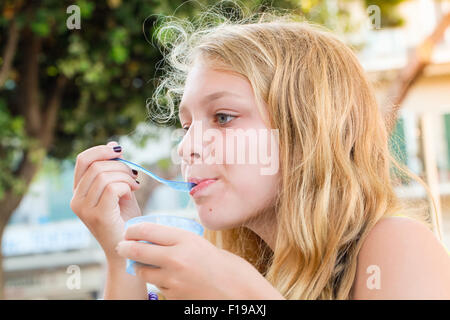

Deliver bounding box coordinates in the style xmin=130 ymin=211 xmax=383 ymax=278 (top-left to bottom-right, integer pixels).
xmin=76 ymin=0 xmax=96 ymax=19
xmin=110 ymin=45 xmax=128 ymax=64
xmin=31 ymin=21 xmax=50 ymax=36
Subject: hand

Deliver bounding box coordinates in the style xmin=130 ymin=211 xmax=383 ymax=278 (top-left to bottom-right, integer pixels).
xmin=70 ymin=141 xmax=142 ymax=260
xmin=115 ymin=222 xmax=285 ymax=300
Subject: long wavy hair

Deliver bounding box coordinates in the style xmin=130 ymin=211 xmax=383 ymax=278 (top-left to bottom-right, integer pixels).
xmin=148 ymin=1 xmax=440 ymax=299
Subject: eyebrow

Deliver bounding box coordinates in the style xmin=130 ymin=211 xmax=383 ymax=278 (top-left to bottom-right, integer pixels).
xmin=178 ymin=91 xmax=241 ymax=117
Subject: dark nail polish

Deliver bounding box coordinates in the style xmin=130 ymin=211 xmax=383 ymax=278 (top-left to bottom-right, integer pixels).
xmin=132 ymin=169 xmax=138 ymax=175
xmin=113 ymin=146 xmax=122 ymax=152
xmin=136 ymin=180 xmax=140 ymax=184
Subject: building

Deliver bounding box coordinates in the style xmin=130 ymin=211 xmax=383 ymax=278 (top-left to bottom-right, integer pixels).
xmin=357 ymin=0 xmax=450 ymax=247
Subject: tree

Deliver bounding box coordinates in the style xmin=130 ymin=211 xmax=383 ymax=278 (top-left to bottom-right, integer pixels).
xmin=383 ymin=11 xmax=450 ymax=134
xmin=0 ymin=0 xmax=212 ymax=299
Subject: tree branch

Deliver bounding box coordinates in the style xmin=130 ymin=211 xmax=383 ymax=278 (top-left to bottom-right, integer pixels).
xmin=384 ymin=12 xmax=450 ymax=134
xmin=0 ymin=19 xmax=20 ymax=88
xmin=0 ymin=149 xmax=45 ymax=236
xmin=41 ymin=75 xmax=68 ymax=148
xmin=19 ymin=28 xmax=42 ymax=136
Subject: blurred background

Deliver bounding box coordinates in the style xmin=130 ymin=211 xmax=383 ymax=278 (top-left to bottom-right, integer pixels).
xmin=0 ymin=0 xmax=449 ymax=299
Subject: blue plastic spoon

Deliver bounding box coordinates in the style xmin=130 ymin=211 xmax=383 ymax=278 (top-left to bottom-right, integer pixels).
xmin=112 ymin=158 xmax=195 ymax=192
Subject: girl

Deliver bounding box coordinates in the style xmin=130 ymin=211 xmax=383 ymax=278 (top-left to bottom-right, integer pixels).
xmin=70 ymin=6 xmax=450 ymax=299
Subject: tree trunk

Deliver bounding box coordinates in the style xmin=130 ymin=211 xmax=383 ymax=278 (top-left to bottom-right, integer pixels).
xmin=0 ymin=24 xmax=67 ymax=298
xmin=384 ymin=12 xmax=450 ymax=134
xmin=0 ymin=150 xmax=45 ymax=299
xmin=0 ymin=19 xmax=19 ymax=88
xmin=0 ymin=224 xmax=6 ymax=300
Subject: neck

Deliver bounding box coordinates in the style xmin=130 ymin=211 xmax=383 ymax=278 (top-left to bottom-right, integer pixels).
xmin=243 ymin=205 xmax=277 ymax=251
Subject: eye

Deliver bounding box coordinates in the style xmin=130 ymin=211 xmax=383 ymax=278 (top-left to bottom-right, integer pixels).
xmin=215 ymin=113 xmax=236 ymax=126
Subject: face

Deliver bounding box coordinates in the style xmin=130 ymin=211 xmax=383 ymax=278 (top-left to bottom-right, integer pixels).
xmin=177 ymin=58 xmax=280 ymax=231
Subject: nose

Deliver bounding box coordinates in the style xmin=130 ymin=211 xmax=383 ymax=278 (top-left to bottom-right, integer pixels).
xmin=177 ymin=120 xmax=203 ymax=165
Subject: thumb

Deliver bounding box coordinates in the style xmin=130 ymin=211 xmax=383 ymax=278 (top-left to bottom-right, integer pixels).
xmin=121 ymin=190 xmax=133 ymax=201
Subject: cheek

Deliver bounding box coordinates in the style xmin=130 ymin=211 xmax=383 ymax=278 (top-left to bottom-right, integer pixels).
xmin=196 ymin=165 xmax=279 ymax=230
xmin=193 ymin=124 xmax=280 ymax=229
xmin=233 ymin=166 xmax=279 ymax=208
xmin=181 ymin=162 xmax=190 ymax=181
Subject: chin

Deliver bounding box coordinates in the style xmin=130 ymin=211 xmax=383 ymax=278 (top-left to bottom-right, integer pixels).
xmin=197 ymin=206 xmax=246 ymax=232
xmin=197 ymin=217 xmax=223 ymax=231
xmin=196 ymin=206 xmax=220 ymax=230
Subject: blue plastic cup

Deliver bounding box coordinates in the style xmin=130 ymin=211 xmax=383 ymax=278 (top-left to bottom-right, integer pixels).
xmin=124 ymin=214 xmax=204 ymax=276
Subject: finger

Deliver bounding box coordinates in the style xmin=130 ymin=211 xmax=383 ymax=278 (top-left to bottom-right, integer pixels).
xmin=125 ymin=222 xmax=192 ymax=246
xmin=75 ymin=160 xmax=138 ymax=198
xmin=106 ymin=141 xmax=119 ymax=147
xmin=107 ymin=141 xmax=125 ymax=160
xmin=85 ymin=172 xmax=140 ymax=207
xmin=133 ymin=263 xmax=167 ymax=289
xmin=73 ymin=142 xmax=123 ymax=190
xmin=116 ymin=240 xmax=171 ymax=268
xmin=96 ymin=182 xmax=132 ymax=213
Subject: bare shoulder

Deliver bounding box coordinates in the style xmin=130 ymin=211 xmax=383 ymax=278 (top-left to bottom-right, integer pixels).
xmin=351 ymin=216 xmax=450 ymax=299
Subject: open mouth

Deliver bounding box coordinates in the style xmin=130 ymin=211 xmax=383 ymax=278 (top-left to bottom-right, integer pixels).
xmin=189 ymin=179 xmax=218 ymax=197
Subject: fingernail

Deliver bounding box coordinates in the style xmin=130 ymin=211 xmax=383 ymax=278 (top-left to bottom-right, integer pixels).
xmin=136 ymin=180 xmax=140 ymax=184
xmin=132 ymin=169 xmax=138 ymax=176
xmin=113 ymin=146 xmax=122 ymax=152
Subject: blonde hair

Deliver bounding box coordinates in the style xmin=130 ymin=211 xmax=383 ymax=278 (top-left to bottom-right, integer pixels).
xmin=148 ymin=1 xmax=440 ymax=299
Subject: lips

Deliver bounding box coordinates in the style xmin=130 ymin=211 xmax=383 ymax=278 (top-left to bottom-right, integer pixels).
xmin=188 ymin=178 xmax=218 ymax=196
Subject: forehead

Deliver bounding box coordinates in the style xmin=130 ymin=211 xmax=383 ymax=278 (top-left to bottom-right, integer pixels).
xmin=179 ymin=61 xmax=252 ymax=112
